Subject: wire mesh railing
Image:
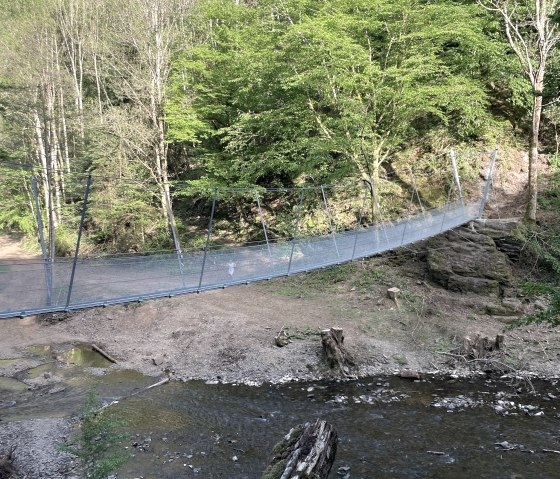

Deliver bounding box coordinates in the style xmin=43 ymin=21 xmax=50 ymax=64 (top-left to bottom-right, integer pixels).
xmin=0 ymin=150 xmax=496 ymax=319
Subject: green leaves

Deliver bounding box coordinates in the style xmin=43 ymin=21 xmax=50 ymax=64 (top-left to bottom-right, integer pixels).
xmin=166 ymin=0 xmax=508 ymax=188
xmin=59 ymin=389 xmax=130 ymax=479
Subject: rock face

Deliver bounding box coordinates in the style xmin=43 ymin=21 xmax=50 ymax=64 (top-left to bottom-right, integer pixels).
xmin=427 ymin=228 xmax=512 ymax=296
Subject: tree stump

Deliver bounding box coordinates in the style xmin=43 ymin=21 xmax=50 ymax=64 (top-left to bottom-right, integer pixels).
xmin=321 ymin=328 xmax=355 ymax=376
xmin=262 ymin=419 xmax=337 ymax=479
xmin=461 ymin=333 xmax=504 ymax=359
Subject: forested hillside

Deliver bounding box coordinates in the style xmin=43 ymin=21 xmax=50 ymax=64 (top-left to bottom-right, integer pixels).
xmin=0 ymin=0 xmax=558 ymax=252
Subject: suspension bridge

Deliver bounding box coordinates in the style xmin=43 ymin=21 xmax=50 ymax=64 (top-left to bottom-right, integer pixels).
xmin=0 ymin=151 xmax=497 ymax=319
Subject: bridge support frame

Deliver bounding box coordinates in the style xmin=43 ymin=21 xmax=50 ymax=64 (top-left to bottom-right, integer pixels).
xmin=66 ymin=173 xmax=92 ymax=309
xmin=199 ymin=188 xmax=218 ymax=290
xmin=478 ymin=150 xmax=498 ymax=218
xmin=163 ymin=185 xmax=186 ymax=289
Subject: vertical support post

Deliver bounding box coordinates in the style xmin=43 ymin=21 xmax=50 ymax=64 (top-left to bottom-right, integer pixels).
xmin=198 ymin=187 xmax=217 ymax=291
xmin=400 ymin=215 xmax=409 ymax=246
xmin=163 ymin=184 xmax=186 ymax=288
xmin=45 ymin=162 xmax=56 ymax=301
xmin=255 ymin=190 xmax=274 ymax=272
xmin=409 ymin=167 xmax=425 ymax=214
xmin=439 ymin=180 xmax=456 ymax=233
xmin=478 ymin=150 xmax=497 ymax=218
xmin=351 ymin=184 xmax=367 ymax=261
xmin=370 ymin=177 xmax=389 ymax=247
xmin=450 ymin=149 xmax=464 ymax=207
xmin=321 ymin=185 xmax=339 ymax=258
xmin=287 ymin=189 xmax=305 ymax=274
xmin=65 ymin=173 xmax=92 ymax=309
xmin=31 ymin=175 xmax=52 ymax=306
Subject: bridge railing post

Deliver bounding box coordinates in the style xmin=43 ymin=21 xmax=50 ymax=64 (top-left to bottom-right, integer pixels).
xmin=31 ymin=175 xmax=52 ymax=306
xmin=163 ymin=184 xmax=186 ymax=289
xmin=409 ymin=167 xmax=425 ymax=214
xmin=321 ymin=185 xmax=339 ymax=258
xmin=255 ymin=190 xmax=275 ymax=273
xmin=439 ymin=179 xmax=455 ymax=234
xmin=370 ymin=177 xmax=389 ymax=248
xmin=66 ymin=172 xmax=92 ymax=309
xmin=351 ymin=184 xmax=367 ymax=261
xmin=450 ymin=149 xmax=464 ymax=208
xmin=478 ymin=150 xmax=497 ymax=219
xmin=198 ymin=187 xmax=218 ymax=291
xmin=288 ymin=189 xmax=305 ymax=274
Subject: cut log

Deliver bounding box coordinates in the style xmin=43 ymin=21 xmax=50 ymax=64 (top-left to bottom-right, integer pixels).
xmin=91 ymin=343 xmax=117 ymax=364
xmin=321 ymin=328 xmax=355 ymax=376
xmin=461 ymin=333 xmax=504 ymax=360
xmin=262 ymin=419 xmax=337 ymax=479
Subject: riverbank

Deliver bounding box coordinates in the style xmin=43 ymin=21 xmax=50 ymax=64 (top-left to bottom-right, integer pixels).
xmin=1 ymin=233 xmax=560 ymax=386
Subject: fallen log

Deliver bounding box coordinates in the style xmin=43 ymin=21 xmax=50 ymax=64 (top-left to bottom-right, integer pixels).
xmin=91 ymin=343 xmax=117 ymax=364
xmin=321 ymin=328 xmax=355 ymax=376
xmin=262 ymin=419 xmax=337 ymax=479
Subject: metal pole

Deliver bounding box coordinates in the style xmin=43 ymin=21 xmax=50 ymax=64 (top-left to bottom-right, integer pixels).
xmin=439 ymin=180 xmax=455 ymax=234
xmin=287 ymin=189 xmax=305 ymax=274
xmin=198 ymin=188 xmax=217 ymax=290
xmin=45 ymin=163 xmax=55 ymax=298
xmin=31 ymin=175 xmax=52 ymax=306
xmin=478 ymin=149 xmax=497 ymax=218
xmin=400 ymin=216 xmax=409 ymax=246
xmin=163 ymin=184 xmax=186 ymax=288
xmin=450 ymin=149 xmax=464 ymax=207
xmin=409 ymin=167 xmax=425 ymax=214
xmin=65 ymin=172 xmax=92 ymax=309
xmin=351 ymin=185 xmax=367 ymax=260
xmin=371 ymin=177 xmax=389 ymax=247
xmin=321 ymin=185 xmax=339 ymax=258
xmin=255 ymin=190 xmax=274 ymax=272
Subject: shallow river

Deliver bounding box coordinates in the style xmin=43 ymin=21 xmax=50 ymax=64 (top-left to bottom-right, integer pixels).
xmin=1 ymin=347 xmax=560 ymax=478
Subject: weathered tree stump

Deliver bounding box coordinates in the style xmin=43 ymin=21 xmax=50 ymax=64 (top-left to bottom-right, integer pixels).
xmin=262 ymin=419 xmax=337 ymax=479
xmin=461 ymin=333 xmax=504 ymax=360
xmin=0 ymin=446 xmax=17 ymax=479
xmin=321 ymin=328 xmax=355 ymax=376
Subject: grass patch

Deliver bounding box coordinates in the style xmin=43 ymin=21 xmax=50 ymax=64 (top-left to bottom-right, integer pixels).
xmin=283 ymin=325 xmax=322 ymax=341
xmin=0 ymin=265 xmax=8 ymax=273
xmin=272 ymin=263 xmax=357 ymax=298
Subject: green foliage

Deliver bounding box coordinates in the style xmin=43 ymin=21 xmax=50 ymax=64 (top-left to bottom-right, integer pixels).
xmin=510 ymin=223 xmax=560 ymax=328
xmin=0 ymin=165 xmax=36 ymax=235
xmin=283 ymin=325 xmax=322 ymax=341
xmin=59 ymin=389 xmax=130 ymax=479
xmin=167 ymin=0 xmax=513 ymax=188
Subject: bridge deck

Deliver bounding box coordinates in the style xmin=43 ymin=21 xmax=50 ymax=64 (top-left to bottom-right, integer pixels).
xmin=0 ymin=199 xmax=480 ymax=319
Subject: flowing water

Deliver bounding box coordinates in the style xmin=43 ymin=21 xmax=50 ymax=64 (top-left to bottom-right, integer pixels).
xmin=1 ymin=349 xmax=560 ymax=478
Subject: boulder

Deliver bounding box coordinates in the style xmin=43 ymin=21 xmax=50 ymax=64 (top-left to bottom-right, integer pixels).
xmin=427 ymin=228 xmax=512 ymax=296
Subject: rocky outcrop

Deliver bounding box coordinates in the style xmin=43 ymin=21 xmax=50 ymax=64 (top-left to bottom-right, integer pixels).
xmin=427 ymin=228 xmax=512 ymax=296
xmin=472 ymin=219 xmax=523 ymax=262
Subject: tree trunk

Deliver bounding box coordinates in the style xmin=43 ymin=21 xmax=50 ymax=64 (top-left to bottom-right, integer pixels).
xmin=525 ymin=90 xmax=542 ymax=222
xmin=262 ymin=419 xmax=337 ymax=479
xmin=321 ymin=327 xmax=355 ymax=376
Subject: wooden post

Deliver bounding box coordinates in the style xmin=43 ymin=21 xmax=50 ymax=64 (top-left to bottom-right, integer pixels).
xmin=262 ymin=419 xmax=337 ymax=479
